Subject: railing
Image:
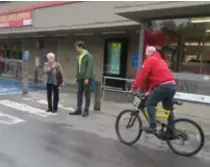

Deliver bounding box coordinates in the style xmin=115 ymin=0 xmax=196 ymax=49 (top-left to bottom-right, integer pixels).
xmin=102 ymin=76 xmax=134 ymax=100
xmin=102 ymin=75 xmax=210 ymax=104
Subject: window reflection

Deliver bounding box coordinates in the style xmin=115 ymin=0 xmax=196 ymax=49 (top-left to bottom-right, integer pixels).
xmin=146 ymin=17 xmax=210 ymax=96
xmin=148 ymin=17 xmax=210 ymax=75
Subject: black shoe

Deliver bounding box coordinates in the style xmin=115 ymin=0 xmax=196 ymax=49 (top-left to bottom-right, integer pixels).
xmin=82 ymin=109 xmax=89 ymax=117
xmin=142 ymin=126 xmax=157 ymax=134
xmin=82 ymin=110 xmax=89 ymax=117
xmin=69 ymin=109 xmax=82 ymax=115
xmin=165 ymin=129 xmax=176 ymax=140
xmin=46 ymin=109 xmax=52 ymax=112
xmin=52 ymin=109 xmax=58 ymax=113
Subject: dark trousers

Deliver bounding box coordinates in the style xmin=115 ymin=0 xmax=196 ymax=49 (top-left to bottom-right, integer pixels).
xmin=77 ymin=79 xmax=91 ymax=112
xmin=146 ymin=83 xmax=176 ymax=129
xmin=47 ymin=84 xmax=59 ymax=111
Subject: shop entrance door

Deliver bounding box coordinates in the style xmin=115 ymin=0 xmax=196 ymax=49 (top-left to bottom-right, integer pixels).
xmin=103 ymin=38 xmax=128 ymax=90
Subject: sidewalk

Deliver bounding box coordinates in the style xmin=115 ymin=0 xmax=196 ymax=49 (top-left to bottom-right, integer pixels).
xmin=17 ymin=90 xmax=210 ymax=160
xmin=27 ymin=89 xmax=210 ymax=119
xmin=25 ymin=90 xmax=210 ymax=134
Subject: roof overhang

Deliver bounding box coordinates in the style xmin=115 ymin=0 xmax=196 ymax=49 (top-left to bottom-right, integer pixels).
xmin=115 ymin=1 xmax=210 ymax=22
xmin=0 ymin=22 xmax=140 ymax=39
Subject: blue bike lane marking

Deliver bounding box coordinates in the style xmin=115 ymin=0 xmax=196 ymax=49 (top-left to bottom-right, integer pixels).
xmin=0 ymin=79 xmax=46 ymax=96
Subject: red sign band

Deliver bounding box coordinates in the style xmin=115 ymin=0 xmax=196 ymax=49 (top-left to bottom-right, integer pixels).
xmin=0 ymin=11 xmax=32 ymax=28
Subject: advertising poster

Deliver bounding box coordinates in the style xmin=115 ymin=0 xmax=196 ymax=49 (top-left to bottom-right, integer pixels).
xmin=106 ymin=42 xmax=121 ymax=75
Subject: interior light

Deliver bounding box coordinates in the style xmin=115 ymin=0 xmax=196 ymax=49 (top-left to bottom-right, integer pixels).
xmin=73 ymin=32 xmax=94 ymax=36
xmin=101 ymin=31 xmax=126 ymax=35
xmin=190 ymin=17 xmax=210 ymax=23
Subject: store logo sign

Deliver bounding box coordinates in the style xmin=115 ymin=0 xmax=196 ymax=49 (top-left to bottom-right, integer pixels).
xmin=0 ymin=11 xmax=32 ymax=28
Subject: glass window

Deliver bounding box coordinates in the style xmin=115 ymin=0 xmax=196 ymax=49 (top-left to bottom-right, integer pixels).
xmin=148 ymin=18 xmax=210 ymax=74
xmin=147 ymin=17 xmax=210 ymax=95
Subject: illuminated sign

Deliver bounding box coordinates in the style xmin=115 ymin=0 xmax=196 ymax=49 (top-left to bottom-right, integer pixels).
xmin=0 ymin=11 xmax=32 ymax=28
xmin=106 ymin=42 xmax=122 ymax=75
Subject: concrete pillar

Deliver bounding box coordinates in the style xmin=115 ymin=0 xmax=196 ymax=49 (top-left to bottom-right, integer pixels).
xmin=22 ymin=40 xmax=28 ymax=95
xmin=137 ymin=21 xmax=145 ymax=94
xmin=93 ymin=81 xmax=101 ymax=111
xmin=56 ymin=38 xmax=60 ymax=62
xmin=138 ymin=21 xmax=145 ymax=70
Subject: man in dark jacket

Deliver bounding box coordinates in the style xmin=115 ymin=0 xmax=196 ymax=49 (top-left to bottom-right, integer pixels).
xmin=69 ymin=41 xmax=94 ymax=117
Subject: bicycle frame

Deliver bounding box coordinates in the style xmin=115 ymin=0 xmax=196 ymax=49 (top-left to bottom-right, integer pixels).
xmin=133 ymin=94 xmax=173 ymax=124
xmin=140 ymin=107 xmax=172 ymax=124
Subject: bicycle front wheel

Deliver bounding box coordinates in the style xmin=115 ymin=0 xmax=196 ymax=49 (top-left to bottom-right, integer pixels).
xmin=115 ymin=109 xmax=142 ymax=146
xmin=167 ymin=118 xmax=205 ymax=157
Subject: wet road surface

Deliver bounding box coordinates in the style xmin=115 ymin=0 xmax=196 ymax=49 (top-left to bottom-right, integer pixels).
xmin=0 ymin=95 xmax=208 ymax=167
xmin=0 ymin=120 xmax=209 ymax=167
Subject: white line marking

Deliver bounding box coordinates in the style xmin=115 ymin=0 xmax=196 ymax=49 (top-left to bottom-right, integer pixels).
xmin=0 ymin=100 xmax=52 ymax=117
xmin=36 ymin=99 xmax=75 ymax=112
xmin=0 ymin=112 xmax=25 ymax=125
xmin=22 ymin=97 xmax=75 ymax=112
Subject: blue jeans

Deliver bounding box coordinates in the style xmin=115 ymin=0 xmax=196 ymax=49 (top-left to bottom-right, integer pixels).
xmin=146 ymin=83 xmax=176 ymax=129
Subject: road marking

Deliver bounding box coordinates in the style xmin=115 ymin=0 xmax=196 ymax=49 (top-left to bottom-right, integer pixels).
xmin=0 ymin=100 xmax=52 ymax=117
xmin=37 ymin=99 xmax=75 ymax=112
xmin=22 ymin=98 xmax=75 ymax=112
xmin=0 ymin=112 xmax=25 ymax=125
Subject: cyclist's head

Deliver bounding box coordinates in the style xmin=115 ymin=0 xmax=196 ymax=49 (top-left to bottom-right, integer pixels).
xmin=145 ymin=46 xmax=156 ymax=57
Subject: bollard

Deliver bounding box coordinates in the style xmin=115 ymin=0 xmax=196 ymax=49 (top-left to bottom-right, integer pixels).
xmin=34 ymin=67 xmax=38 ymax=84
xmin=22 ymin=49 xmax=29 ymax=95
xmin=93 ymin=81 xmax=101 ymax=111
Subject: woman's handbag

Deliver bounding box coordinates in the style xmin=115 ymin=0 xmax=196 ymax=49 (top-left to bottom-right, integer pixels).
xmin=56 ymin=67 xmax=63 ymax=86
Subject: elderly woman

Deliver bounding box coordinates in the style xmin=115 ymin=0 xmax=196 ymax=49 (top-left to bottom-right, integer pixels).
xmin=44 ymin=52 xmax=64 ymax=113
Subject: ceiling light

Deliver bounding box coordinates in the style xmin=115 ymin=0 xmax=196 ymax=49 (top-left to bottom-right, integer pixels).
xmin=53 ymin=34 xmax=68 ymax=37
xmin=73 ymin=32 xmax=94 ymax=36
xmin=190 ymin=17 xmax=210 ymax=23
xmin=101 ymin=31 xmax=126 ymax=35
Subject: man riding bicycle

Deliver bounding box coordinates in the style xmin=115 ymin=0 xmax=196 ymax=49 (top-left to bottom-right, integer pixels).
xmin=131 ymin=46 xmax=176 ymax=134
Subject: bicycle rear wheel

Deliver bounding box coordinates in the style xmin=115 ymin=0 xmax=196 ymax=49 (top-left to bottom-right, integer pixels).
xmin=115 ymin=109 xmax=142 ymax=145
xmin=167 ymin=118 xmax=205 ymax=157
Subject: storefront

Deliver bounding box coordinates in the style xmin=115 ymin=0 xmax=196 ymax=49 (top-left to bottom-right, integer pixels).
xmin=115 ymin=1 xmax=210 ymax=103
xmin=0 ymin=1 xmax=141 ymax=86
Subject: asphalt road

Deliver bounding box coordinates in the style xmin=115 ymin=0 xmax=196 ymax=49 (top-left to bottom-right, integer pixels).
xmin=0 ymin=94 xmax=209 ymax=167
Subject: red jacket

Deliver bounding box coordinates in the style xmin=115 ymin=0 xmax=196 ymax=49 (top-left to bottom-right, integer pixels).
xmin=132 ymin=51 xmax=175 ymax=92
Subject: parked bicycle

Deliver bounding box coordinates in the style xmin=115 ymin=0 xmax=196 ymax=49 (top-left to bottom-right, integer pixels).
xmin=115 ymin=93 xmax=205 ymax=157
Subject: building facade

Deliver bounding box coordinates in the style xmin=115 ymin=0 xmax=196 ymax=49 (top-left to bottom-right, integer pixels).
xmin=2 ymin=1 xmax=210 ymax=103
xmin=116 ymin=1 xmax=210 ymax=103
xmin=0 ymin=1 xmax=140 ymax=86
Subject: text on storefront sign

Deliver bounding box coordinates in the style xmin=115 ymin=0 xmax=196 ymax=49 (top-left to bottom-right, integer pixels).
xmin=0 ymin=11 xmax=32 ymax=28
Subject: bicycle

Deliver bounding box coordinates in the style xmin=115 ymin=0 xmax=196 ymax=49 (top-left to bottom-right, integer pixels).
xmin=115 ymin=93 xmax=205 ymax=157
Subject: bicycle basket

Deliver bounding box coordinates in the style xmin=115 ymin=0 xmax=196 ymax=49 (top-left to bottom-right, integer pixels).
xmin=133 ymin=96 xmax=141 ymax=107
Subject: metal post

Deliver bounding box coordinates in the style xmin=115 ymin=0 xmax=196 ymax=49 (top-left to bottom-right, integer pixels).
xmin=56 ymin=38 xmax=60 ymax=62
xmin=22 ymin=40 xmax=28 ymax=95
xmin=102 ymin=77 xmax=106 ymax=101
xmin=137 ymin=21 xmax=145 ymax=94
xmin=34 ymin=67 xmax=38 ymax=84
xmin=93 ymin=81 xmax=101 ymax=111
xmin=138 ymin=21 xmax=145 ymax=70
